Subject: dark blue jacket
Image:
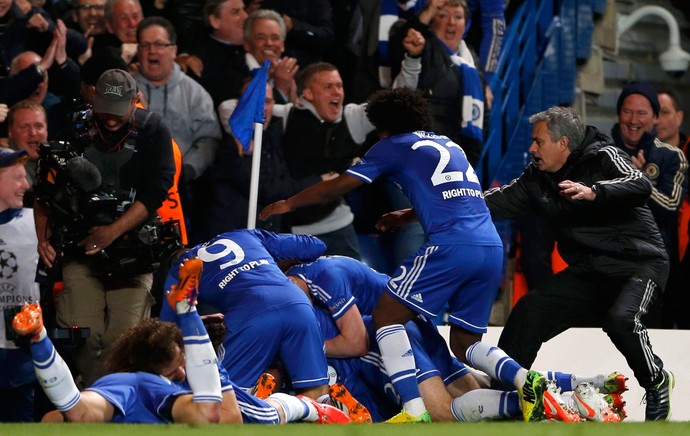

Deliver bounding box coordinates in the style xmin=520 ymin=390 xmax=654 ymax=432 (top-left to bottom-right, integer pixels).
xmin=612 ymin=124 xmax=688 ymax=261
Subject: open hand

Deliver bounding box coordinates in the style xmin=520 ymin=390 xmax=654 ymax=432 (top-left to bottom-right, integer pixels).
xmin=259 ymin=200 xmax=292 ymax=221
xmin=630 ymin=149 xmax=646 ymax=169
xmin=558 ymin=180 xmax=595 ymax=201
xmin=375 ymin=208 xmax=416 ymax=232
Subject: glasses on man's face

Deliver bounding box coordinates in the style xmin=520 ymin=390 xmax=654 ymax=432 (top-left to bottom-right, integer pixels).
xmin=77 ymin=4 xmax=105 ymax=11
xmin=139 ymin=41 xmax=175 ymax=51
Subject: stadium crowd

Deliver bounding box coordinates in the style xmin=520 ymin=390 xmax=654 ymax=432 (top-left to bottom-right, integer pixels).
xmin=0 ymin=0 xmax=682 ymax=425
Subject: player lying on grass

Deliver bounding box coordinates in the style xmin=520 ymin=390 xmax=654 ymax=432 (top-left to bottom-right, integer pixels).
xmin=12 ymin=258 xmax=349 ymax=424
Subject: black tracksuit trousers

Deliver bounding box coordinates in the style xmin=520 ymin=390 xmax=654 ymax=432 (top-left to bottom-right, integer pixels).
xmin=497 ymin=260 xmax=668 ymax=389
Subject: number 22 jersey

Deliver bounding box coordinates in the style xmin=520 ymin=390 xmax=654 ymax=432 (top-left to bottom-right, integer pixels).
xmin=346 ymin=131 xmax=501 ymax=246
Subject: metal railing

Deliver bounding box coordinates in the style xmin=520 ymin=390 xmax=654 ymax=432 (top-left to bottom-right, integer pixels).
xmin=478 ymin=0 xmax=594 ymax=188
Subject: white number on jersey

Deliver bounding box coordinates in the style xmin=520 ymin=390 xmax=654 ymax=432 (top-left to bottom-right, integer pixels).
xmin=197 ymin=238 xmax=246 ymax=270
xmin=411 ymin=139 xmax=479 ymax=186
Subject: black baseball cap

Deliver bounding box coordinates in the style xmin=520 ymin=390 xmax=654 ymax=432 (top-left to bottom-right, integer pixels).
xmin=93 ymin=69 xmax=137 ymax=116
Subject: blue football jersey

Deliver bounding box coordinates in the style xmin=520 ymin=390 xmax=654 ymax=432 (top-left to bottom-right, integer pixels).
xmin=89 ymin=369 xmax=282 ymax=424
xmin=346 ymin=132 xmax=501 ymax=246
xmin=160 ymin=229 xmax=329 ymax=390
xmin=87 ymin=372 xmax=189 ymax=423
xmin=286 ymin=255 xmax=389 ymax=317
xmin=312 ymin=307 xmax=398 ymax=422
xmin=160 ymin=229 xmax=326 ymax=332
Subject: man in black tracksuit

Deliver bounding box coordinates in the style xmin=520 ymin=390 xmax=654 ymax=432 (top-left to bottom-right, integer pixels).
xmin=484 ymin=106 xmax=673 ymax=421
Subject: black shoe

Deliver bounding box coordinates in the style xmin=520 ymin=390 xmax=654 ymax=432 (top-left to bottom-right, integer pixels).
xmin=645 ymin=370 xmax=675 ymax=421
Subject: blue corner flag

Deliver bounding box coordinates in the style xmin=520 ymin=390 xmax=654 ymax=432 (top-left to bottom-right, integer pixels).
xmin=229 ymin=60 xmax=269 ymax=152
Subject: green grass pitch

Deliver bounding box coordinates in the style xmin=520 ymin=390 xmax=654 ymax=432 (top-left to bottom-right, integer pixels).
xmin=3 ymin=422 xmax=690 ymax=436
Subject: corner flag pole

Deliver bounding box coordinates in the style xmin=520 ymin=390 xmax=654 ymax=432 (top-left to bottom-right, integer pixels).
xmin=227 ymin=60 xmax=270 ymax=229
xmin=247 ymin=122 xmax=263 ymax=229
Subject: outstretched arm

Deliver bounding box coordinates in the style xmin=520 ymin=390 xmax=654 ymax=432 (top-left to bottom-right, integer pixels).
xmin=259 ymin=173 xmax=364 ymax=220
xmin=39 ymin=386 xmax=115 ymax=423
xmin=62 ymin=392 xmax=116 ymax=422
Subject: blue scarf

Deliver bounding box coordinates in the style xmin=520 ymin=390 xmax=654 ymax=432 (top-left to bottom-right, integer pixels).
xmin=0 ymin=208 xmax=21 ymax=225
xmin=440 ymin=39 xmax=484 ymax=143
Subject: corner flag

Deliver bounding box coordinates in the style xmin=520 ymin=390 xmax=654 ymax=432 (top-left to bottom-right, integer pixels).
xmin=229 ymin=60 xmax=269 ymax=153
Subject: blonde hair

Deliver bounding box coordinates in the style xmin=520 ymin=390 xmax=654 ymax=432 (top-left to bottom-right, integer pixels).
xmin=7 ymin=100 xmax=46 ymax=127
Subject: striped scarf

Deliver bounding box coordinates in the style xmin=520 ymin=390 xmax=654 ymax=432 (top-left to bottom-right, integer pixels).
xmin=376 ymin=0 xmax=424 ymax=88
xmin=442 ymin=39 xmax=484 ymax=142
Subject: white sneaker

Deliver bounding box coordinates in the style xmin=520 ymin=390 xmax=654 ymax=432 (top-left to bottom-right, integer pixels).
xmin=571 ymin=382 xmax=621 ymax=422
xmin=543 ymin=381 xmax=582 ymax=422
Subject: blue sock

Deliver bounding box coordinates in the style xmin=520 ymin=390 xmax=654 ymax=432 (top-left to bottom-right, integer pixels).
xmin=504 ymin=391 xmax=521 ymax=418
xmin=541 ymin=371 xmax=573 ymax=391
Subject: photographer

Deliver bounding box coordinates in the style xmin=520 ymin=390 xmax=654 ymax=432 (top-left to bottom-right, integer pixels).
xmin=34 ymin=69 xmax=175 ymax=387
